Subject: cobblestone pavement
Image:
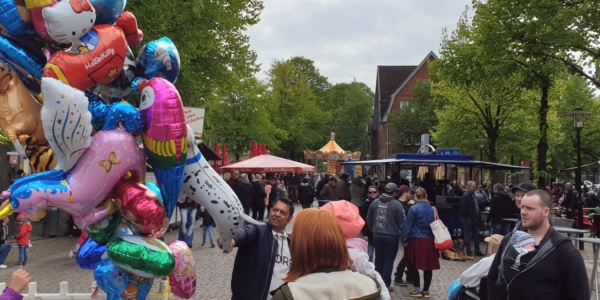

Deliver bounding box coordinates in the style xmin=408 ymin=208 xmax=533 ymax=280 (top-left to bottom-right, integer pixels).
xmin=0 ymin=204 xmax=598 ymax=299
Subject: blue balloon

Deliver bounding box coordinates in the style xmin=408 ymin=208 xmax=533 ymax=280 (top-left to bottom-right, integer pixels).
xmin=136 ymin=37 xmax=180 ymax=84
xmin=0 ymin=36 xmax=44 ymax=93
xmin=145 ymin=182 xmax=164 ymax=205
xmin=0 ymin=0 xmax=36 ymax=36
xmin=86 ymin=92 xmax=109 ymax=131
xmin=94 ymin=259 xmax=153 ymax=299
xmin=76 ymin=237 xmax=107 ymax=270
xmin=101 ymin=102 xmax=142 ymax=134
xmin=89 ymin=0 xmax=127 ymax=25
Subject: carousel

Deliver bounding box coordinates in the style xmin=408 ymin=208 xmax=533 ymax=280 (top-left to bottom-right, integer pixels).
xmin=304 ymin=132 xmax=361 ymax=174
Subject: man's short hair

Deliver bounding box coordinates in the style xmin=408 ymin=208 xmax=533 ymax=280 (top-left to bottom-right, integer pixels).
xmin=329 ymin=177 xmax=338 ymax=182
xmin=525 ymin=189 xmax=553 ymax=210
xmin=493 ymin=183 xmax=504 ymax=192
xmin=467 ymin=181 xmax=476 ymax=188
xmin=274 ymin=198 xmax=295 ymax=216
xmin=255 ymin=174 xmax=262 ymax=180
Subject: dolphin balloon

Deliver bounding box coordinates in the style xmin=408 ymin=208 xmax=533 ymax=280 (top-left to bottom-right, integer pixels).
xmin=179 ymin=125 xmax=258 ymax=251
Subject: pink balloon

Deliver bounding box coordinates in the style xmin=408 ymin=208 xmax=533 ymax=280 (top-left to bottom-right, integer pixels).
xmin=6 ymin=128 xmax=146 ymax=228
xmin=167 ymin=240 xmax=197 ymax=299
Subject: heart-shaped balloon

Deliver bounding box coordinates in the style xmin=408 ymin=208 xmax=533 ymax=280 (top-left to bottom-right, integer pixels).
xmin=167 ymin=240 xmax=197 ymax=299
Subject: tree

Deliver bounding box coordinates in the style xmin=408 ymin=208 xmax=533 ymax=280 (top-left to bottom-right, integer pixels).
xmin=472 ymin=3 xmax=566 ymax=188
xmin=388 ymin=81 xmax=438 ymax=153
xmin=323 ymin=81 xmax=374 ymax=152
xmin=127 ymin=0 xmax=263 ymax=105
xmin=266 ymin=59 xmax=330 ymax=160
xmin=288 ymin=57 xmax=331 ymax=101
xmin=203 ymin=76 xmax=282 ymax=162
xmin=429 ymin=11 xmax=536 ymax=164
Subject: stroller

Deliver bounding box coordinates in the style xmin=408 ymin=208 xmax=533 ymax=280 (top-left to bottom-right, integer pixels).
xmin=447 ymin=276 xmax=487 ymax=300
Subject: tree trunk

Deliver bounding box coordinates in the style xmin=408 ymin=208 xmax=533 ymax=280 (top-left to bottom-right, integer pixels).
xmin=536 ymin=84 xmax=550 ymax=189
xmin=487 ymin=130 xmax=498 ymax=163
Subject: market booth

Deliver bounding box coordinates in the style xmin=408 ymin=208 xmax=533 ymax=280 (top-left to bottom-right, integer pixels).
xmin=220 ymin=154 xmax=316 ymax=174
xmin=341 ymin=153 xmax=530 ymax=235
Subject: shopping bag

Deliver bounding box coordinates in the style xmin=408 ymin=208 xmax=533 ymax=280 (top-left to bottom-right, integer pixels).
xmin=430 ymin=207 xmax=453 ymax=251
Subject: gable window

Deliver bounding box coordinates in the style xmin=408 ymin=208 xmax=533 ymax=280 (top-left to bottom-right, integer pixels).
xmin=400 ymin=101 xmax=409 ymax=109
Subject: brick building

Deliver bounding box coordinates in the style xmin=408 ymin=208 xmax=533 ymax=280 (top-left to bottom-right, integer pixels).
xmin=369 ymin=52 xmax=437 ymax=159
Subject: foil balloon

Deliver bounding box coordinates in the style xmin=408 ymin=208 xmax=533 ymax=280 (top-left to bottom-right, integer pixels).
xmin=107 ymin=235 xmax=175 ymax=278
xmin=99 ymin=47 xmax=136 ymax=103
xmin=101 ymin=102 xmax=142 ymax=134
xmin=136 ymin=37 xmax=180 ymax=84
xmin=89 ymin=0 xmax=124 ymax=25
xmin=180 ymin=125 xmax=259 ymax=251
xmin=94 ymin=258 xmax=153 ymax=300
xmin=76 ymin=237 xmax=106 ymax=270
xmin=41 ymin=0 xmax=96 ymax=44
xmin=115 ymin=11 xmax=142 ymax=46
xmin=145 ymin=182 xmax=163 ymax=205
xmin=43 ymin=25 xmax=127 ymax=91
xmin=0 ymin=0 xmax=35 ymax=36
xmin=113 ymin=178 xmax=166 ymax=235
xmin=18 ymin=135 xmax=57 ymax=173
xmin=138 ymin=77 xmax=187 ymax=218
xmin=109 ymin=221 xmax=135 ymax=240
xmin=23 ymin=0 xmax=56 ymax=43
xmin=85 ymin=212 xmax=121 ymax=243
xmin=0 ymin=35 xmax=44 ymax=92
xmin=0 ymin=79 xmax=147 ymax=228
xmin=0 ymin=60 xmax=46 ymax=158
xmin=85 ymin=91 xmax=108 ymax=131
xmin=167 ymin=241 xmax=197 ymax=299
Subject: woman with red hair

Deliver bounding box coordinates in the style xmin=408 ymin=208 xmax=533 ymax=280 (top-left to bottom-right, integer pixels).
xmin=270 ymin=208 xmax=381 ymax=300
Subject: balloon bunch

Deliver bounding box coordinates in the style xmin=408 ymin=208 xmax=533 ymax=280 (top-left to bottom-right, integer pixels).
xmin=0 ymin=1 xmax=258 ymax=298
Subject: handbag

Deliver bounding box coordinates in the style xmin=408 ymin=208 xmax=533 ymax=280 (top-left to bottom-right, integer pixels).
xmin=430 ymin=207 xmax=453 ymax=251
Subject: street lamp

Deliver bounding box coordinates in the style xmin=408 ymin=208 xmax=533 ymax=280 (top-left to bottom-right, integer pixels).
xmin=475 ymin=136 xmax=488 ymax=185
xmin=564 ymin=107 xmax=592 ymax=250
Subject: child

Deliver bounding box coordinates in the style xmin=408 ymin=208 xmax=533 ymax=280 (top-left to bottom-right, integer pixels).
xmin=14 ymin=215 xmax=32 ymax=267
xmin=510 ymin=231 xmax=536 ymax=268
xmin=200 ymin=206 xmax=215 ymax=247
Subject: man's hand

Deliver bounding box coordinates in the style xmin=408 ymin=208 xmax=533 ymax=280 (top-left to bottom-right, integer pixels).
xmin=8 ymin=269 xmax=31 ymax=293
xmin=217 ymin=238 xmax=236 ymax=254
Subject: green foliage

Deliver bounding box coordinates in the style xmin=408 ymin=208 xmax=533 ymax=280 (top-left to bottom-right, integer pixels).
xmin=323 ymin=81 xmax=374 ymax=152
xmin=265 ymin=59 xmax=331 ymax=160
xmin=203 ymin=77 xmax=282 ymax=161
xmin=388 ymin=81 xmax=438 ymax=153
xmin=126 ymin=0 xmax=263 ymax=105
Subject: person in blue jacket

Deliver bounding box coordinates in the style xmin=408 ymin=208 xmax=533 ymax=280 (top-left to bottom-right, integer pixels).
xmin=218 ymin=198 xmax=294 ymax=300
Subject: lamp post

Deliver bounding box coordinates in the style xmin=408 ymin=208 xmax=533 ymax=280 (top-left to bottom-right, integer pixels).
xmin=475 ymin=136 xmax=488 ymax=184
xmin=564 ymin=107 xmax=592 ymax=250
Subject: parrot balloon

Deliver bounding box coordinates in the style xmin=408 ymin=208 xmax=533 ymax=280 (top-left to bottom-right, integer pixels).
xmin=137 ymin=77 xmax=186 ymax=218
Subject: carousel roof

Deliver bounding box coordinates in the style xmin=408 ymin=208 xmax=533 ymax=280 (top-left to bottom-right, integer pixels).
xmin=318 ymin=138 xmax=345 ymax=153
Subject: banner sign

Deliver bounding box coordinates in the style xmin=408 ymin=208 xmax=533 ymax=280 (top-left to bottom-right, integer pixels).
xmin=184 ymin=107 xmax=205 ymax=137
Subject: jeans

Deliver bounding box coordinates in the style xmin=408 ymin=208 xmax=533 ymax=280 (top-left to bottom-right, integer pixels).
xmin=243 ymin=205 xmax=251 ymax=216
xmin=367 ymin=244 xmax=375 ymax=263
xmin=17 ymin=246 xmax=27 ymax=264
xmin=373 ymin=236 xmax=400 ymax=287
xmin=202 ymin=225 xmax=214 ymax=243
xmin=0 ymin=244 xmax=10 ymax=264
xmin=394 ymin=247 xmax=410 ymax=281
xmin=460 ymin=217 xmax=480 ymax=252
xmin=492 ymin=223 xmax=511 ymax=235
xmin=178 ymin=207 xmax=197 ymax=246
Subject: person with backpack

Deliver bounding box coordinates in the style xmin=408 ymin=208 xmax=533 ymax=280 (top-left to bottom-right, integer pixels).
xmin=297 ymin=177 xmax=315 ymax=209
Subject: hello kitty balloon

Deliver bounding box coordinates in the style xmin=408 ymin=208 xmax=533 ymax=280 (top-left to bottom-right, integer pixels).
xmin=26 ymin=0 xmax=96 ymax=44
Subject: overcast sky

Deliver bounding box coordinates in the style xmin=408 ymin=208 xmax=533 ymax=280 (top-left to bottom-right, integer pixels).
xmin=247 ymin=0 xmax=472 ymax=91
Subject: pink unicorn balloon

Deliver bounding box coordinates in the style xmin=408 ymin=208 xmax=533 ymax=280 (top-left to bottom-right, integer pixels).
xmin=2 ymin=128 xmax=146 ymax=228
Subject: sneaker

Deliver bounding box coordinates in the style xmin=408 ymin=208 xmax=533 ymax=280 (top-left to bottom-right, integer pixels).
xmin=69 ymin=250 xmax=75 ymax=259
xmin=394 ymin=278 xmax=407 ymax=286
xmin=475 ymin=250 xmax=485 ymax=257
xmin=211 ymin=243 xmax=216 ymax=248
xmin=0 ymin=265 xmax=7 ymax=269
xmin=201 ymin=241 xmax=206 ymax=246
xmin=23 ymin=262 xmax=27 ymax=266
xmin=421 ymin=291 xmax=430 ymax=298
xmin=408 ymin=290 xmax=422 ymax=298
xmin=387 ymin=285 xmax=394 ymax=292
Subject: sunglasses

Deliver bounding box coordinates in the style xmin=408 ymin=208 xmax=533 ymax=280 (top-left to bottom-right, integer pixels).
xmin=368 ymin=191 xmax=378 ymax=194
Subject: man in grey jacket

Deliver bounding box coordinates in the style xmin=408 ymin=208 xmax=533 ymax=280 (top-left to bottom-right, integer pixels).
xmin=366 ymin=182 xmax=406 ymax=291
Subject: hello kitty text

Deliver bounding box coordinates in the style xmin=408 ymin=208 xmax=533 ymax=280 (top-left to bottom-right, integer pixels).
xmin=84 ymin=48 xmax=115 ymax=70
